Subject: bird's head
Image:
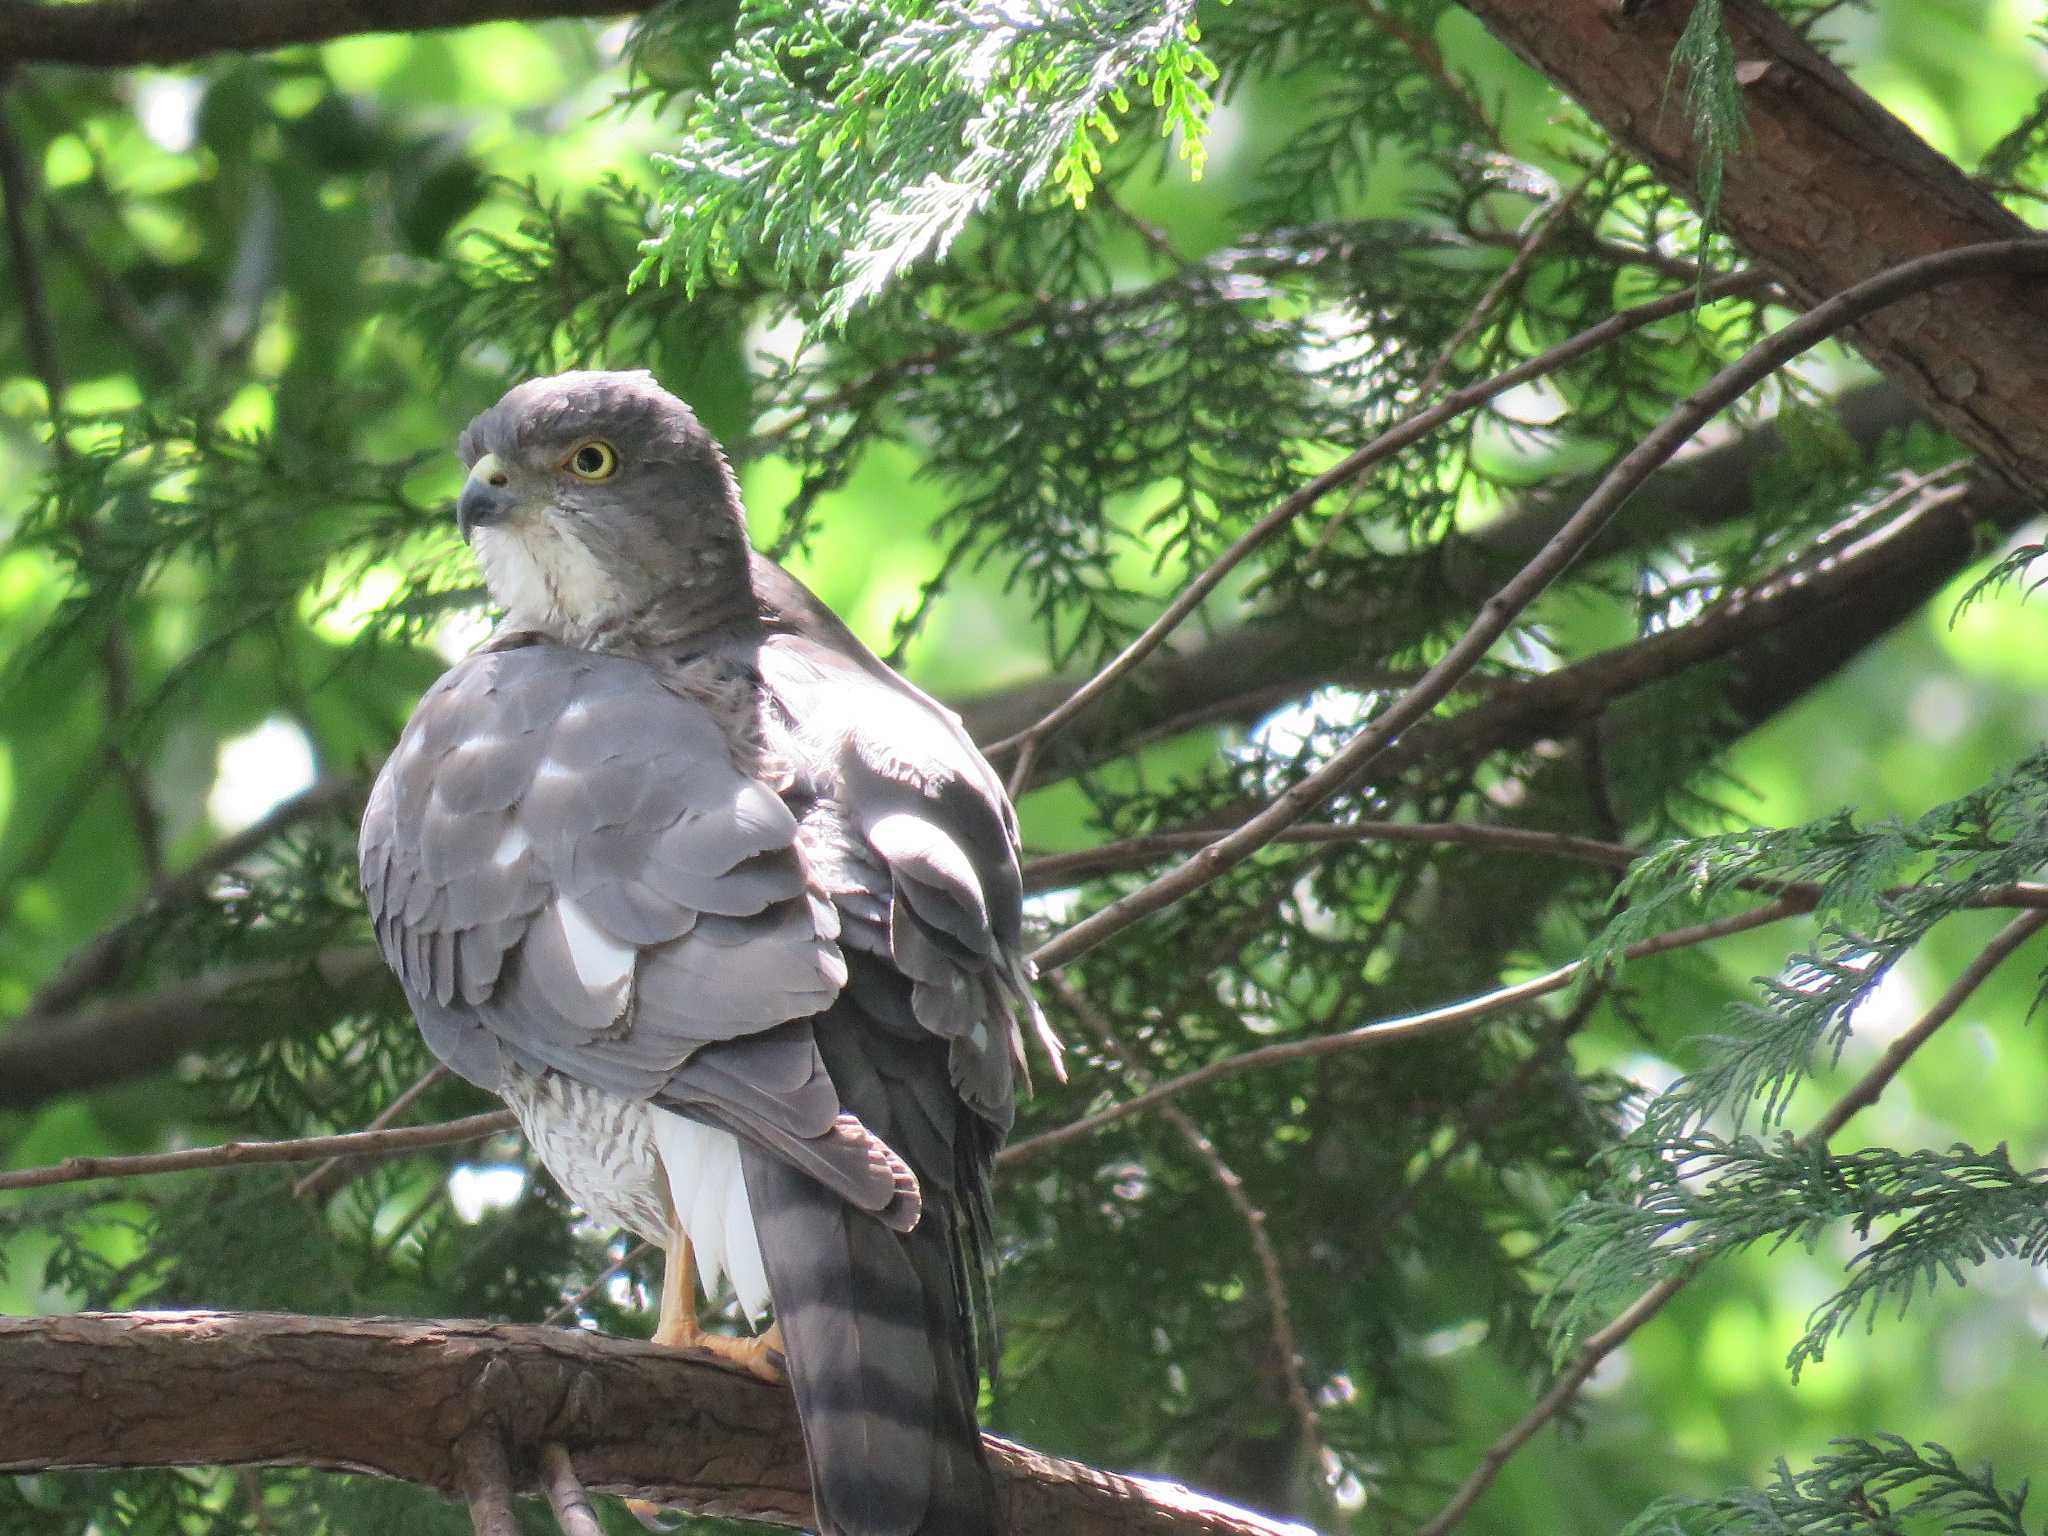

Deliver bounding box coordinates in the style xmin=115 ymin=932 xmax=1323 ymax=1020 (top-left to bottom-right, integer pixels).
xmin=455 ymin=370 xmax=752 ymax=642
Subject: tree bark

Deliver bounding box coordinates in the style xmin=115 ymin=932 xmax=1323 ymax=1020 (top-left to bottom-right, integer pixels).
xmin=0 ymin=0 xmax=651 ymax=67
xmin=0 ymin=1311 xmax=1302 ymax=1536
xmin=1456 ymin=0 xmax=2048 ymax=499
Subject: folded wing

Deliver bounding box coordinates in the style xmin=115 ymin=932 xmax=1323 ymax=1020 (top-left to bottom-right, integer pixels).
xmin=358 ymin=639 xmax=913 ymax=1228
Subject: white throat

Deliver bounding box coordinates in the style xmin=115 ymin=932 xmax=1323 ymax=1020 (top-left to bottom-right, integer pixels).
xmin=470 ymin=518 xmax=621 ymax=638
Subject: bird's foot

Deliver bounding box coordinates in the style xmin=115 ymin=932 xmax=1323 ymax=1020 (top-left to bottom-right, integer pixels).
xmin=652 ymin=1316 xmax=786 ymax=1384
xmin=624 ymin=1497 xmax=683 ymax=1532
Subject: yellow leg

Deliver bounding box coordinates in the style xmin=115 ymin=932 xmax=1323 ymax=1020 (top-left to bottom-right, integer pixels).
xmin=625 ymin=1222 xmax=787 ymax=1530
xmin=649 ymin=1208 xmax=785 ymax=1383
xmin=650 ymin=1229 xmax=703 ymax=1350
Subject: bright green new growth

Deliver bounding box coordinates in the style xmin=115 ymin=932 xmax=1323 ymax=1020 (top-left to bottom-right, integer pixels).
xmin=636 ymin=0 xmax=1222 ymax=320
xmin=1625 ymin=1436 xmax=2033 ymax=1536
xmin=1667 ymin=0 xmax=1748 ymax=238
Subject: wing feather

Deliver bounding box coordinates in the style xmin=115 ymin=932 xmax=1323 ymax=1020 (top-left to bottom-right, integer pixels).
xmin=359 ymin=642 xmax=861 ymax=1165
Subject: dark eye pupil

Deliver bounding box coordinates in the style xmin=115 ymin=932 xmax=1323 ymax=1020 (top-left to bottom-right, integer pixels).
xmin=575 ymin=446 xmax=606 ymax=473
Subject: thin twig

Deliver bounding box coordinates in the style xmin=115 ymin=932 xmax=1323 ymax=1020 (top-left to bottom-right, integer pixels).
xmin=1048 ymin=975 xmax=1339 ymax=1504
xmin=0 ymin=87 xmax=165 ymax=887
xmin=0 ymin=1111 xmax=516 ymax=1194
xmin=543 ymin=1240 xmax=658 ymax=1327
xmin=26 ymin=776 xmax=365 ymax=1022
xmin=40 ymin=195 xmax=183 ymax=382
xmin=1027 ymin=240 xmax=2048 ymax=978
xmin=539 ymin=1443 xmax=607 ymax=1536
xmin=293 ymin=1065 xmax=452 ymax=1201
xmin=986 ymin=268 xmax=1769 ymax=768
xmin=458 ymin=1428 xmax=521 ymax=1536
xmin=1023 ymin=820 xmax=1641 ymax=889
xmin=1003 ymin=896 xmax=1808 ymax=1168
xmin=1413 ymin=905 xmax=2048 ymax=1536
xmin=1808 ymin=908 xmax=2048 ymax=1144
xmin=1308 ymin=178 xmax=1590 ymax=561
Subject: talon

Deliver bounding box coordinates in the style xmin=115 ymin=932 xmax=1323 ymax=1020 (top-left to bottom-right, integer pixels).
xmin=624 ymin=1496 xmax=683 ymax=1531
xmin=681 ymin=1326 xmax=785 ymax=1384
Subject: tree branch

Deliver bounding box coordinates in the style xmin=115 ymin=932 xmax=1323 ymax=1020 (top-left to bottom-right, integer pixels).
xmin=1048 ymin=976 xmax=1337 ymax=1505
xmin=0 ymin=1311 xmax=1310 ymax=1536
xmin=1456 ymin=0 xmax=2048 ymax=501
xmin=0 ymin=0 xmax=653 ymax=68
xmin=1029 ymin=241 xmax=2048 ymax=978
xmin=0 ymin=947 xmax=390 ymax=1111
xmin=1413 ymin=906 xmax=2048 ymax=1536
xmin=985 ymin=269 xmax=1771 ymax=768
xmin=0 ymin=1109 xmax=515 ymax=1193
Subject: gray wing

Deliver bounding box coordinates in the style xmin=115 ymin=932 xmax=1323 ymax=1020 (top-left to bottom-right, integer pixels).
xmin=754 ymin=557 xmax=1057 ymax=1129
xmin=358 ymin=639 xmax=912 ymax=1225
xmin=744 ymin=573 xmax=1052 ymax=1536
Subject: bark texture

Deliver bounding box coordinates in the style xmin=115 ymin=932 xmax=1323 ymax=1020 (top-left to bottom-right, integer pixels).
xmin=0 ymin=0 xmax=650 ymax=67
xmin=0 ymin=1311 xmax=1301 ymax=1536
xmin=1458 ymin=0 xmax=2048 ymax=498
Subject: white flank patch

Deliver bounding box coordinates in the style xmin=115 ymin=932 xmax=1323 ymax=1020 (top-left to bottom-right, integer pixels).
xmin=555 ymin=895 xmax=637 ymax=995
xmin=492 ymin=823 xmax=531 ymax=867
xmin=649 ymin=1110 xmax=771 ymax=1322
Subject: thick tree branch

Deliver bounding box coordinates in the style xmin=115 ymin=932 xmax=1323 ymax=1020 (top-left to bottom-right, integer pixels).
xmin=0 ymin=947 xmax=389 ymax=1111
xmin=1030 ymin=242 xmax=2048 ymax=977
xmin=0 ymin=1311 xmax=1308 ymax=1536
xmin=1457 ymin=0 xmax=2048 ymax=500
xmin=0 ymin=0 xmax=651 ymax=68
xmin=986 ymin=269 xmax=1770 ymax=769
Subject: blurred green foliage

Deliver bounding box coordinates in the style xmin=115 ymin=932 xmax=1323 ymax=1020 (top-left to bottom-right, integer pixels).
xmin=4 ymin=2 xmax=2048 ymax=1534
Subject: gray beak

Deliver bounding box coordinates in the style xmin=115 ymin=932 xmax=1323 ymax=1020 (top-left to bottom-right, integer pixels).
xmin=457 ymin=452 xmax=517 ymax=538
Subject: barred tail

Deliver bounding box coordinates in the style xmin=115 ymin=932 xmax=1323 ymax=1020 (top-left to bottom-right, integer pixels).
xmin=741 ymin=1146 xmax=995 ymax=1536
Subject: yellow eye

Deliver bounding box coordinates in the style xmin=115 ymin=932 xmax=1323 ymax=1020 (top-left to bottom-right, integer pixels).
xmin=564 ymin=440 xmax=618 ymax=480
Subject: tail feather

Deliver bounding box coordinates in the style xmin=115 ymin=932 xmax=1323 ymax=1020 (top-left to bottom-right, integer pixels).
xmin=742 ymin=1146 xmax=995 ymax=1536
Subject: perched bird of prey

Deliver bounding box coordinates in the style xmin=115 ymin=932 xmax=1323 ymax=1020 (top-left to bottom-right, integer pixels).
xmin=359 ymin=370 xmax=1057 ymax=1536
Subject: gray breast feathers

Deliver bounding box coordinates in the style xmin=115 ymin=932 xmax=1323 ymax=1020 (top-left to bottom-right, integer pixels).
xmin=358 ymin=640 xmax=916 ymax=1227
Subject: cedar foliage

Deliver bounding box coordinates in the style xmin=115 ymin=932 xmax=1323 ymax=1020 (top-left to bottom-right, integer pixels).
xmin=3 ymin=3 xmax=2047 ymax=1534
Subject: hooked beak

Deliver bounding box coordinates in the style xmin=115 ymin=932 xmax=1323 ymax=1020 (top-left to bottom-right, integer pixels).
xmin=457 ymin=452 xmax=518 ymax=539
